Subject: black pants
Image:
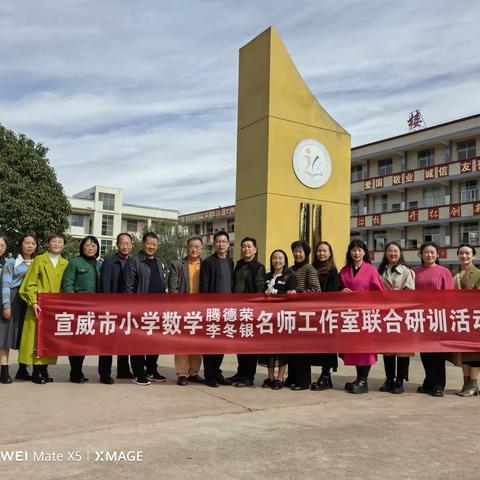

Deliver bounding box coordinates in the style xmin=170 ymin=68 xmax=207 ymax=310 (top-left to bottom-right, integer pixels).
xmin=420 ymin=352 xmax=446 ymax=390
xmin=203 ymin=354 xmax=224 ymax=382
xmin=383 ymin=355 xmax=410 ymax=381
xmin=287 ymin=354 xmax=311 ymax=388
xmin=69 ymin=356 xmax=85 ymax=380
xmin=131 ymin=355 xmax=159 ymax=378
xmin=98 ymin=355 xmax=132 ymax=377
xmin=236 ymin=354 xmax=257 ymax=382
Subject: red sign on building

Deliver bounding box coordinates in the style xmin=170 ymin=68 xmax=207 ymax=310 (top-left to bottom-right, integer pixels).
xmin=473 ymin=202 xmax=480 ymax=216
xmin=364 ymin=180 xmax=373 ymax=191
xmin=374 ymin=177 xmax=384 ymax=189
xmin=449 ymin=205 xmax=461 ymax=218
xmin=357 ymin=216 xmax=366 ymax=227
xmin=408 ymin=210 xmax=419 ymax=222
xmin=372 ymin=215 xmax=382 ymax=226
xmin=460 ymin=160 xmax=473 ymax=174
xmin=404 ymin=171 xmax=415 ymax=183
xmin=392 ymin=173 xmax=403 ymax=186
xmin=438 ymin=165 xmax=449 ymax=177
xmin=424 ymin=167 xmax=435 ymax=180
xmin=428 ymin=207 xmax=439 ymax=220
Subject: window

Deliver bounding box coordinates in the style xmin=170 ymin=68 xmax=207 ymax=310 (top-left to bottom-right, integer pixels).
xmin=351 ymin=199 xmax=360 ymax=216
xmin=126 ymin=219 xmax=138 ymax=232
xmin=377 ymin=158 xmax=392 ymax=177
xmin=99 ymin=192 xmax=115 ymax=211
xmin=424 ymin=226 xmax=440 ymax=244
xmin=407 ymin=238 xmax=418 ymax=249
xmin=70 ymin=214 xmax=84 ymax=227
xmin=206 ymin=222 xmax=213 ymax=234
xmin=373 ymin=195 xmax=388 ymax=213
xmin=351 ymin=165 xmax=363 ymax=182
xmin=460 ymin=223 xmax=479 ymax=245
xmin=194 ymin=224 xmax=201 ymax=235
xmin=408 ymin=201 xmax=418 ymax=209
xmin=457 ymin=139 xmax=476 ymax=161
xmin=391 ymin=203 xmax=401 ymax=212
xmin=423 ymin=187 xmax=443 ymax=207
xmin=227 ymin=220 xmax=235 ymax=233
xmin=418 ymin=149 xmax=434 ymax=168
xmin=100 ymin=240 xmax=113 ymax=256
xmin=101 ymin=214 xmax=114 ymax=236
xmin=374 ymin=231 xmax=387 ymax=251
xmin=460 ymin=180 xmax=478 ymax=203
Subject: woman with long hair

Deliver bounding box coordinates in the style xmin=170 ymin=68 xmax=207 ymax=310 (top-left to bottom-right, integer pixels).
xmin=377 ymin=241 xmax=415 ymax=394
xmin=414 ymin=241 xmax=453 ymax=397
xmin=310 ymin=241 xmax=339 ymax=390
xmin=450 ymin=243 xmax=480 ymax=396
xmin=19 ymin=233 xmax=68 ymax=384
xmin=339 ymin=239 xmax=385 ymax=394
xmin=61 ymin=235 xmax=101 ymax=383
xmin=288 ymin=240 xmax=320 ymax=390
xmin=258 ymin=249 xmax=296 ymax=390
xmin=0 ymin=234 xmax=38 ymax=383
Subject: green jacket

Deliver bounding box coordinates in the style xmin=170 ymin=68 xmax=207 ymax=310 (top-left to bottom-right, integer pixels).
xmin=61 ymin=256 xmax=100 ymax=293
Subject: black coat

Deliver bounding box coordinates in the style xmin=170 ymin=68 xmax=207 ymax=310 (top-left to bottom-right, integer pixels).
xmin=100 ymin=254 xmax=127 ymax=293
xmin=200 ymin=253 xmax=234 ymax=293
xmin=318 ymin=267 xmax=340 ymax=292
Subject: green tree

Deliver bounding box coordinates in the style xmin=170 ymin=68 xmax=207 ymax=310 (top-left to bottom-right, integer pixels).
xmin=0 ymin=124 xmax=70 ymax=246
xmin=62 ymin=235 xmax=81 ymax=260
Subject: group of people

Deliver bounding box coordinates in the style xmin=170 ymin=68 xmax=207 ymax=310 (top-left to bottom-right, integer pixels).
xmin=0 ymin=229 xmax=479 ymax=398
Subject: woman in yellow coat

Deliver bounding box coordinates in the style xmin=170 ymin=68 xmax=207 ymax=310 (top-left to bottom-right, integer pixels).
xmin=19 ymin=233 xmax=68 ymax=384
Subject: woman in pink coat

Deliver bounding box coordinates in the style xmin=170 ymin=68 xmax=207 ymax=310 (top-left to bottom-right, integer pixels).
xmin=339 ymin=239 xmax=385 ymax=394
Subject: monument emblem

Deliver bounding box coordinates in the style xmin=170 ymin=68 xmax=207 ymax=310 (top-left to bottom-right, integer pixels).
xmin=292 ymin=139 xmax=332 ymax=188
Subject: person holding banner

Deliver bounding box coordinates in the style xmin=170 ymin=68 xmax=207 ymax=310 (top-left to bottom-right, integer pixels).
xmin=168 ymin=235 xmax=204 ymax=386
xmin=230 ymin=237 xmax=266 ymax=388
xmin=259 ymin=249 xmax=296 ymax=390
xmin=61 ymin=235 xmax=101 ymax=384
xmin=414 ymin=241 xmax=453 ymax=397
xmin=1 ymin=234 xmax=38 ymax=384
xmin=124 ymin=232 xmax=167 ymax=386
xmin=19 ymin=232 xmax=68 ymax=384
xmin=377 ymin=241 xmax=415 ymax=394
xmin=451 ymin=244 xmax=480 ymax=397
xmin=339 ymin=239 xmax=385 ymax=394
xmin=99 ymin=233 xmax=134 ymax=381
xmin=288 ymin=240 xmax=320 ymax=391
xmin=310 ymin=241 xmax=339 ymax=391
xmin=200 ymin=230 xmax=234 ymax=388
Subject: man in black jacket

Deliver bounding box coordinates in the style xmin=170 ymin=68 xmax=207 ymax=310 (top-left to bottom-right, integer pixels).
xmin=229 ymin=237 xmax=266 ymax=387
xmin=200 ymin=230 xmax=234 ymax=387
xmin=124 ymin=232 xmax=166 ymax=386
xmin=98 ymin=232 xmax=134 ymax=383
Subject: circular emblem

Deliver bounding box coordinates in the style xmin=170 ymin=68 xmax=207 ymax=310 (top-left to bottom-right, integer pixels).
xmin=292 ymin=139 xmax=332 ymax=188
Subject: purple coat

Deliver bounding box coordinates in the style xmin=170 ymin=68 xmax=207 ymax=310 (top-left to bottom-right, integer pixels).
xmin=339 ymin=262 xmax=385 ymax=366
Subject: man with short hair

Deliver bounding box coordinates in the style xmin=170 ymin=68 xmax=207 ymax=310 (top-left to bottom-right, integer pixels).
xmin=99 ymin=233 xmax=134 ymax=383
xmin=168 ymin=236 xmax=204 ymax=386
xmin=200 ymin=230 xmax=234 ymax=387
xmin=229 ymin=236 xmax=266 ymax=387
xmin=124 ymin=232 xmax=166 ymax=386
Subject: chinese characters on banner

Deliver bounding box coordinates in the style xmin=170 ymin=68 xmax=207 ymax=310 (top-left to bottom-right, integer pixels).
xmin=37 ymin=291 xmax=480 ymax=356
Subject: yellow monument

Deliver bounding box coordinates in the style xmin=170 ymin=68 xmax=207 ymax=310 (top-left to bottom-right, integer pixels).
xmin=235 ymin=26 xmax=351 ymax=266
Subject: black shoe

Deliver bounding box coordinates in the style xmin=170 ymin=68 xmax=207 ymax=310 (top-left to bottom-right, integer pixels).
xmin=205 ymin=379 xmax=219 ymax=388
xmin=132 ymin=375 xmax=151 ymax=386
xmin=177 ymin=376 xmax=188 ymax=386
xmin=271 ymin=379 xmax=284 ymax=390
xmin=429 ymin=387 xmax=444 ymax=397
xmin=391 ymin=380 xmax=404 ymax=394
xmin=226 ymin=374 xmax=240 ymax=383
xmin=117 ymin=371 xmax=134 ymax=379
xmin=100 ymin=376 xmax=114 ymax=385
xmin=417 ymin=385 xmax=430 ymax=394
xmin=216 ymin=375 xmax=232 ymax=386
xmin=70 ymin=377 xmax=89 ymax=384
xmin=261 ymin=378 xmax=274 ymax=388
xmin=379 ymin=379 xmax=395 ymax=392
xmin=15 ymin=365 xmax=32 ymax=381
xmin=235 ymin=378 xmax=254 ymax=388
xmin=32 ymin=372 xmax=47 ymax=385
xmin=187 ymin=375 xmax=204 ymax=384
xmin=311 ymin=374 xmax=333 ymax=391
xmin=146 ymin=371 xmax=167 ymax=382
xmin=344 ymin=380 xmax=356 ymax=392
xmin=348 ymin=378 xmax=368 ymax=394
xmin=0 ymin=366 xmax=13 ymax=384
xmin=290 ymin=384 xmax=308 ymax=391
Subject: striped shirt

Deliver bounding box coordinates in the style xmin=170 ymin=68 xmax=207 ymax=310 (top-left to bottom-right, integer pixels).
xmin=414 ymin=265 xmax=453 ymax=290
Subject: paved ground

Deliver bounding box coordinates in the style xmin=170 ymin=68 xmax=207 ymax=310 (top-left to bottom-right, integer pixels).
xmin=0 ymin=353 xmax=478 ymax=480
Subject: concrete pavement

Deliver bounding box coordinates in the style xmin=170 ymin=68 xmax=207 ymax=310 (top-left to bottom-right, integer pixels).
xmin=0 ymin=354 xmax=478 ymax=480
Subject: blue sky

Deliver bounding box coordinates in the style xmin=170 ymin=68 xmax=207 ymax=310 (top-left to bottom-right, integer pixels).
xmin=1 ymin=0 xmax=479 ymax=213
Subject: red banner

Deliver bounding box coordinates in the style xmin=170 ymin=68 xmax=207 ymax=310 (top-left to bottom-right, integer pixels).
xmin=37 ymin=290 xmax=480 ymax=356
